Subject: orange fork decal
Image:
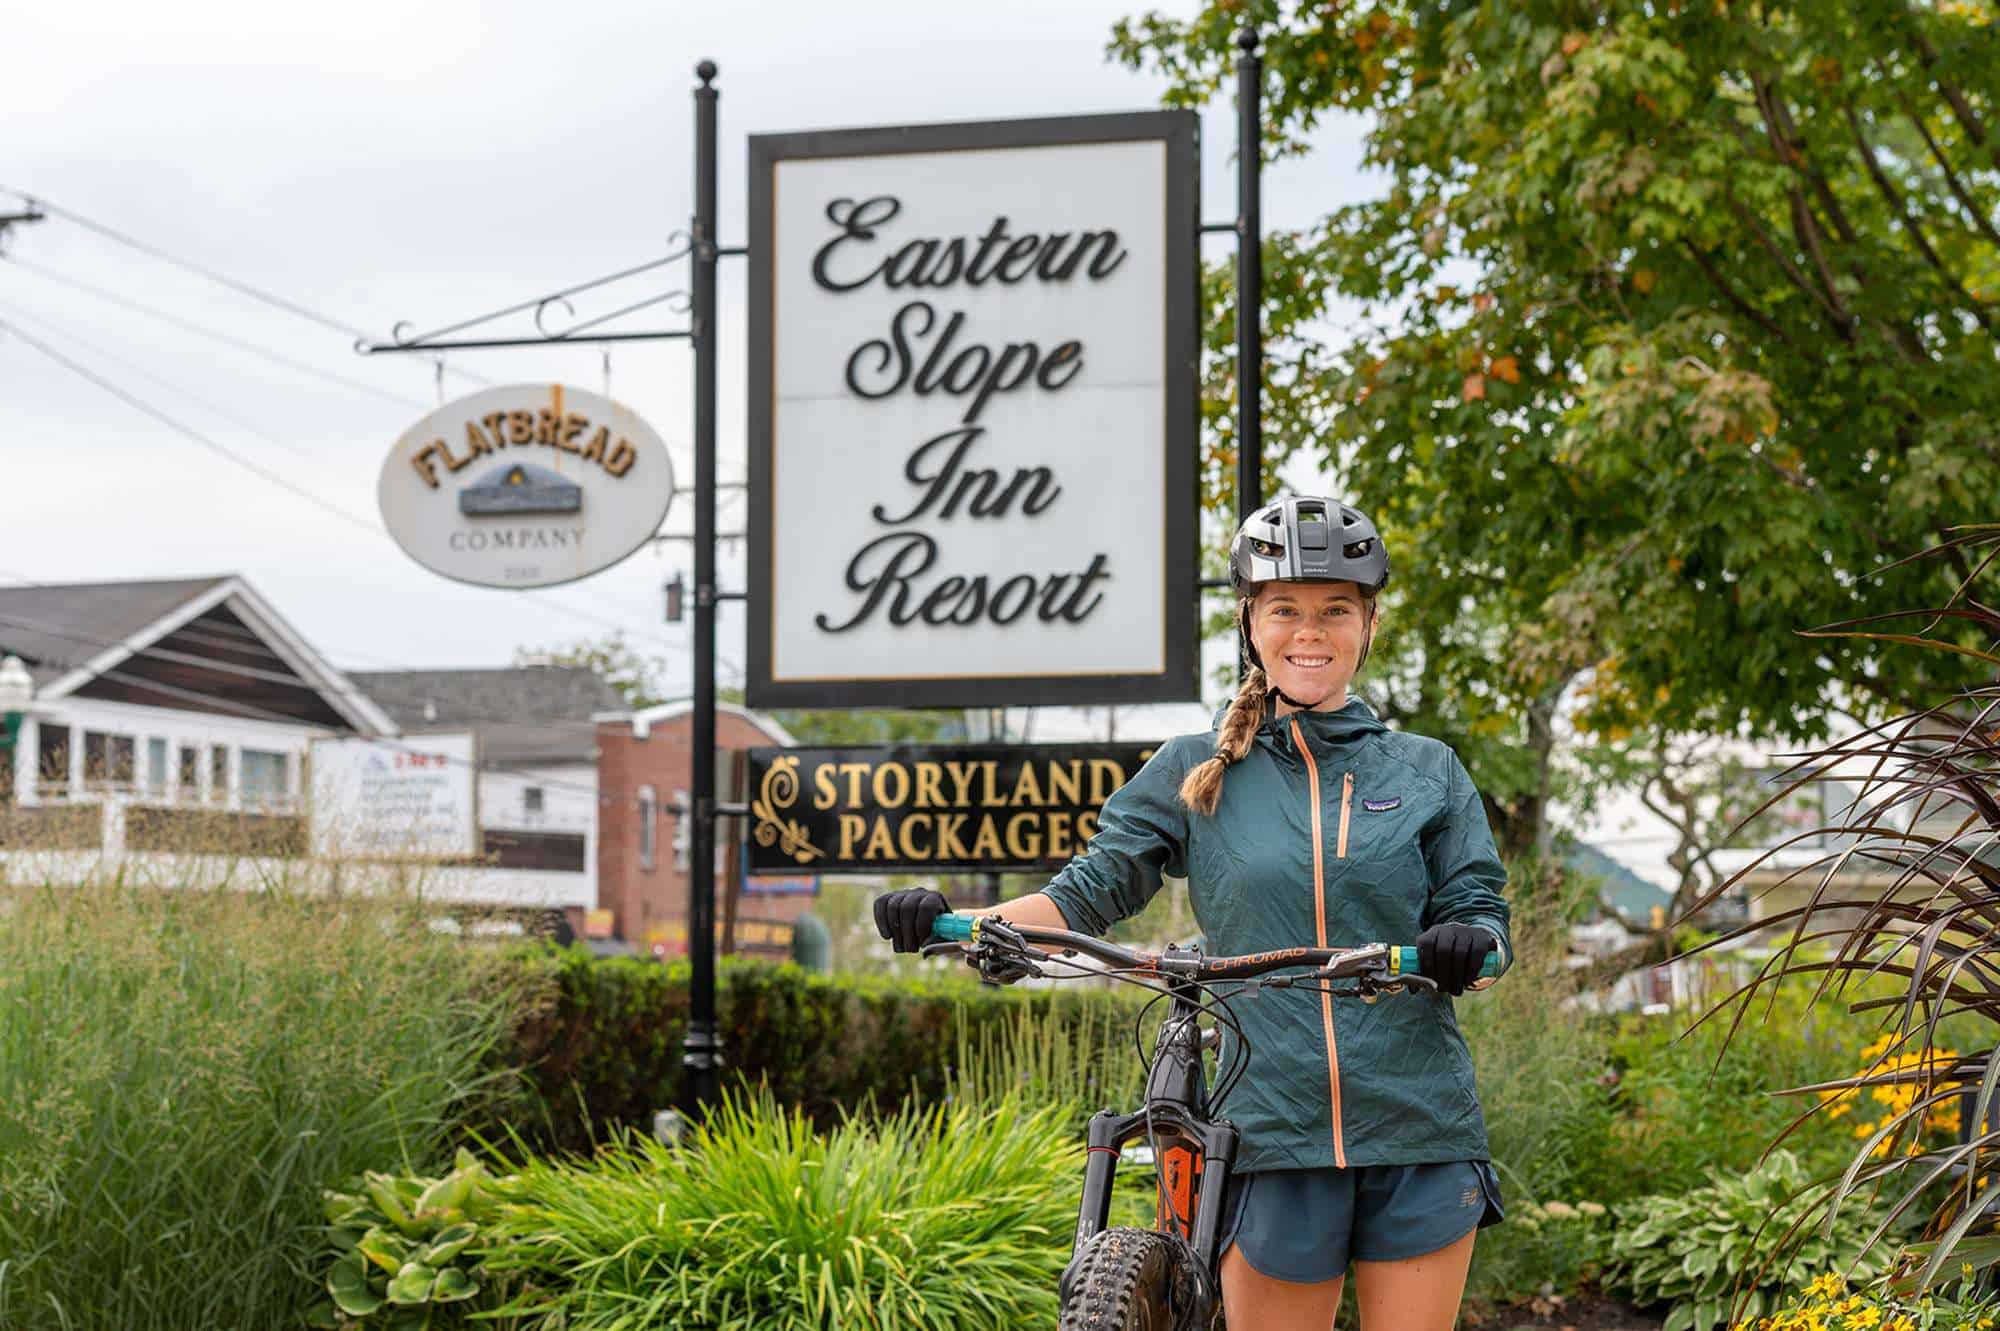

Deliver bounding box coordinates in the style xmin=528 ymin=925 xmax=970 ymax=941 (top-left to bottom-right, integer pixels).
xmin=1288 ymin=719 xmax=1347 ymax=1168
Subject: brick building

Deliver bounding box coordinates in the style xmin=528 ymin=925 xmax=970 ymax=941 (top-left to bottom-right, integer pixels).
xmin=596 ymin=699 xmax=810 ymax=954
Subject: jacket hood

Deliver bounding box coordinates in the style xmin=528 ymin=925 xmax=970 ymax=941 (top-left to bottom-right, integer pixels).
xmin=1207 ymin=694 xmax=1389 ymax=746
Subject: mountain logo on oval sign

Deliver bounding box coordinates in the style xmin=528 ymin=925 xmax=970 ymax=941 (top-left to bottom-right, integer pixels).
xmin=459 ymin=462 xmax=583 ymax=517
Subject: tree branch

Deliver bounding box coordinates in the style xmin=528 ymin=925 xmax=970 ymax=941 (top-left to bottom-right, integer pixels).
xmin=1725 ymin=193 xmax=1856 ymax=342
xmin=1896 ymin=88 xmax=2000 ymax=251
xmin=1845 ymin=101 xmax=1995 ymax=332
xmin=1756 ymin=75 xmax=1863 ymax=245
xmin=1906 ymin=23 xmax=2000 ymax=173
xmin=1681 ymin=239 xmax=1798 ymax=348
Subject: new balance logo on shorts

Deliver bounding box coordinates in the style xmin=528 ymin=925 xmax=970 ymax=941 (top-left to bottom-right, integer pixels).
xmin=1460 ymin=1186 xmax=1480 ymax=1208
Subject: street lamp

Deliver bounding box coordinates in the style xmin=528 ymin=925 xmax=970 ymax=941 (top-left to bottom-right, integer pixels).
xmin=0 ymin=655 xmax=32 ymax=803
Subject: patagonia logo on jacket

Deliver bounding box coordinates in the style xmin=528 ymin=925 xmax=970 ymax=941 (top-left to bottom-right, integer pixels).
xmin=1362 ymin=797 xmax=1401 ymax=812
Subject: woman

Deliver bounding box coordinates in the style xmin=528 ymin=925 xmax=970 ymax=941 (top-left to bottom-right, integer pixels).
xmin=874 ymin=495 xmax=1510 ymax=1331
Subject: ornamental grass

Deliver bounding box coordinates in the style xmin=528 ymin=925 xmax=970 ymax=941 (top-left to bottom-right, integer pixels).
xmin=481 ymin=1087 xmax=1080 ymax=1331
xmin=0 ymin=876 xmax=539 ymax=1331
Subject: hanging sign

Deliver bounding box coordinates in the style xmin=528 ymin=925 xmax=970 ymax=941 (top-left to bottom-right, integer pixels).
xmin=378 ymin=383 xmax=673 ymax=589
xmin=745 ymin=741 xmax=1158 ymax=874
xmin=747 ymin=111 xmax=1199 ymax=708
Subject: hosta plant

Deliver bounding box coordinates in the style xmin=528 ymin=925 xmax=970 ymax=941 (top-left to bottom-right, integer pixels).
xmin=315 ymin=1149 xmax=516 ymax=1329
xmin=1606 ymin=1150 xmax=1895 ymax=1331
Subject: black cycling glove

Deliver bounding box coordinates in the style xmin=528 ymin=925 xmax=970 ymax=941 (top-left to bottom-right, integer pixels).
xmin=1416 ymin=923 xmax=1496 ymax=996
xmin=873 ymin=888 xmax=951 ymax=954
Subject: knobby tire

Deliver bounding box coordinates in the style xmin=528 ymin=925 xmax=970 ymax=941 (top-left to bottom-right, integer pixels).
xmin=1058 ymin=1226 xmax=1202 ymax=1331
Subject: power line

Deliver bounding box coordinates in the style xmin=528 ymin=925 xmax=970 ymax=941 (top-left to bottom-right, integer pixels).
xmin=0 ymin=186 xmax=492 ymax=386
xmin=3 ymin=256 xmax=430 ymax=409
xmin=2 ymin=302 xmax=327 ymax=467
xmin=0 ymin=316 xmax=388 ymax=535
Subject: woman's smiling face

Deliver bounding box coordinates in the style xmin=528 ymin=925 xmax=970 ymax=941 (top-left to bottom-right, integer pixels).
xmin=1250 ymin=581 xmax=1372 ymax=710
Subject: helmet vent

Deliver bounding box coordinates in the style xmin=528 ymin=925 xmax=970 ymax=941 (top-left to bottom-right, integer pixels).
xmin=1250 ymin=538 xmax=1284 ymax=558
xmin=1343 ymin=539 xmax=1375 ymax=560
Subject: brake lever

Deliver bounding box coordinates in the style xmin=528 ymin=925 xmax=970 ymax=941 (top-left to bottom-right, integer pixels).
xmin=919 ymin=941 xmax=965 ymax=960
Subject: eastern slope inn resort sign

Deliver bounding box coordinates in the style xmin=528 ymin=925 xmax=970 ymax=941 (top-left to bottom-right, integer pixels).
xmin=747 ymin=111 xmax=1199 ymax=708
xmin=379 ymin=384 xmax=674 ymax=590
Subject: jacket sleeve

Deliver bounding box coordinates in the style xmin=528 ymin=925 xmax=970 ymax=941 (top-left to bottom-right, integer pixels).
xmin=1038 ymin=740 xmax=1193 ymax=937
xmin=1422 ymin=749 xmax=1514 ymax=975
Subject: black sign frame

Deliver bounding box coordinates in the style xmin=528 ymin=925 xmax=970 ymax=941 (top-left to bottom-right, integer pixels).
xmin=746 ymin=110 xmax=1200 ymax=709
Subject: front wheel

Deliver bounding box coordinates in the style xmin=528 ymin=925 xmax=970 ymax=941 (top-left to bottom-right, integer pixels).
xmin=1059 ymin=1227 xmax=1205 ymax=1331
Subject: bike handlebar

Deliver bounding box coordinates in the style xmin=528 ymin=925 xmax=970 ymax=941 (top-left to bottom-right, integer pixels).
xmin=928 ymin=913 xmax=1500 ymax=985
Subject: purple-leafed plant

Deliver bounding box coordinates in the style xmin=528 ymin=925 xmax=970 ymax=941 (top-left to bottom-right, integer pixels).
xmin=1689 ymin=525 xmax=2000 ymax=1293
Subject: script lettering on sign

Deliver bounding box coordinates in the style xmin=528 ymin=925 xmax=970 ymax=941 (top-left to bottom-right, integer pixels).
xmin=749 ymin=113 xmax=1198 ymax=708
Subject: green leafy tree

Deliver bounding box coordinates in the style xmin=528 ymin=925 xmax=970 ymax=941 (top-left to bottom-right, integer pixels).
xmin=1112 ymin=0 xmax=1999 ymax=858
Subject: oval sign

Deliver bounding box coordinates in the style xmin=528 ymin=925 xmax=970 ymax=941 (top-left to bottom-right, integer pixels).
xmin=378 ymin=384 xmax=673 ymax=590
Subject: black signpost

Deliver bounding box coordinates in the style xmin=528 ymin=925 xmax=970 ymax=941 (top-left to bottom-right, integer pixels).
xmin=360 ymin=36 xmax=1269 ymax=1120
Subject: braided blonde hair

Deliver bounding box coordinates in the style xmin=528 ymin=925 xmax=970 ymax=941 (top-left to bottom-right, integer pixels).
xmin=1178 ymin=659 xmax=1271 ymax=816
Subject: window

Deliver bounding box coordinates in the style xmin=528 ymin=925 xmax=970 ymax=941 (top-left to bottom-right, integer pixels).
xmin=84 ymin=732 xmax=136 ymax=790
xmin=209 ymin=747 xmax=229 ymax=803
xmin=178 ymin=746 xmax=199 ymax=800
xmin=639 ymin=786 xmax=658 ymax=872
xmin=146 ymin=738 xmax=169 ymax=794
xmin=37 ymin=724 xmax=71 ymax=795
xmin=524 ymin=786 xmax=545 ymax=815
xmin=241 ymin=749 xmax=287 ymax=806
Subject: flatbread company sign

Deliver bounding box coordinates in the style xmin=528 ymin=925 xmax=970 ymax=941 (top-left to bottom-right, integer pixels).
xmin=746 ymin=111 xmax=1199 ymax=708
xmin=745 ymin=742 xmax=1158 ymax=874
xmin=379 ymin=383 xmax=673 ymax=589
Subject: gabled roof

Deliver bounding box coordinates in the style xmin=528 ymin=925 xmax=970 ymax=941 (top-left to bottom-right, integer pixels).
xmin=0 ymin=578 xmax=229 ymax=689
xmin=0 ymin=575 xmax=394 ymax=736
xmin=352 ymin=666 xmax=627 ymax=766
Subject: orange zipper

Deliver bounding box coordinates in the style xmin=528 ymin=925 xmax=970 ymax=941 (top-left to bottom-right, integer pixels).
xmin=1288 ymin=718 xmax=1347 ymax=1169
xmin=1337 ymin=772 xmax=1354 ymax=859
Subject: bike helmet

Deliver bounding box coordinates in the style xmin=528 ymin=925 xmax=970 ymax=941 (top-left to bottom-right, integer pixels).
xmin=1229 ymin=495 xmax=1390 ymax=597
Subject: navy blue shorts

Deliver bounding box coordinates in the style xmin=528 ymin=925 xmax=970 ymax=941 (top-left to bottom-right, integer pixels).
xmin=1218 ymin=1160 xmax=1505 ymax=1283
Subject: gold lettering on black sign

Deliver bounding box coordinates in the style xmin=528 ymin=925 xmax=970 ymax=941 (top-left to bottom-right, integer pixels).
xmin=746 ymin=743 xmax=1154 ymax=874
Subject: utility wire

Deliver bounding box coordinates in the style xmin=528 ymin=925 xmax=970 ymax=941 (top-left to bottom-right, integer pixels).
xmin=3 ymin=256 xmax=429 ymax=409
xmin=3 ymin=302 xmax=326 ymax=466
xmin=0 ymin=186 xmax=492 ymax=386
xmin=1 ymin=316 xmax=387 ymax=535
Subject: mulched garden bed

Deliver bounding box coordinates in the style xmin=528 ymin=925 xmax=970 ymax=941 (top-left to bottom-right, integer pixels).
xmin=1463 ymin=1292 xmax=1666 ymax=1330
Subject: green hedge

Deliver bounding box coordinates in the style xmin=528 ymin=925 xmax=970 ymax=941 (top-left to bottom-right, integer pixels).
xmin=487 ymin=947 xmax=1146 ymax=1154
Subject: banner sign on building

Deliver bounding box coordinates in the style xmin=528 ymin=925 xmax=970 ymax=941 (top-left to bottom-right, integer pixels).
xmin=746 ymin=111 xmax=1199 ymax=708
xmin=378 ymin=384 xmax=674 ymax=590
xmin=309 ymin=732 xmax=478 ymax=860
xmin=745 ymin=742 xmax=1158 ymax=874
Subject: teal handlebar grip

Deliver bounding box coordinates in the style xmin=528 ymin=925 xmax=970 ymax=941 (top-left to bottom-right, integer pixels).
xmin=931 ymin=913 xmax=978 ymax=943
xmin=1393 ymin=946 xmax=1503 ymax=982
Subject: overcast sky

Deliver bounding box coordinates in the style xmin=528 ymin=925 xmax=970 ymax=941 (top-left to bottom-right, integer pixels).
xmin=4 ymin=0 xmax=1377 ymax=696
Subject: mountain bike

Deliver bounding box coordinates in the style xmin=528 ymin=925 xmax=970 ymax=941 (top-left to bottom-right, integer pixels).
xmin=924 ymin=912 xmax=1500 ymax=1331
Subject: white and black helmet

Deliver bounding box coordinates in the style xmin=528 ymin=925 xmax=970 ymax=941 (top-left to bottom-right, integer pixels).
xmin=1229 ymin=495 xmax=1390 ymax=598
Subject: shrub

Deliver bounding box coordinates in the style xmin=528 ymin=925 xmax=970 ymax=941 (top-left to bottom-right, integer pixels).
xmin=1604 ymin=1151 xmax=1895 ymax=1331
xmin=488 ymin=948 xmax=1147 ymax=1153
xmin=0 ymin=880 xmax=539 ymax=1331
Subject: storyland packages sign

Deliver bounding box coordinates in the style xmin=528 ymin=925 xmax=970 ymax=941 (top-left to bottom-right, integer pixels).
xmin=746 ymin=742 xmax=1158 ymax=873
xmin=747 ymin=111 xmax=1199 ymax=708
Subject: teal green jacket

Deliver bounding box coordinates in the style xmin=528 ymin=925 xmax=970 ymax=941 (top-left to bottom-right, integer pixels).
xmin=1039 ymin=698 xmax=1511 ymax=1172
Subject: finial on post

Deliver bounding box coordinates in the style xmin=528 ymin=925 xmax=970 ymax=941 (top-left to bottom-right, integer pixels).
xmin=696 ymin=59 xmax=718 ymax=85
xmin=1235 ymin=27 xmax=1259 ymax=54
